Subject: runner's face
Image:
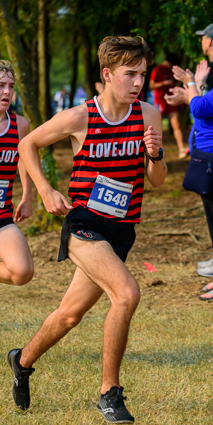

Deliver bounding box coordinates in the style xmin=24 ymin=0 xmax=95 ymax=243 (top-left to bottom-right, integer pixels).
xmin=0 ymin=72 xmax=15 ymax=112
xmin=108 ymin=59 xmax=147 ymax=103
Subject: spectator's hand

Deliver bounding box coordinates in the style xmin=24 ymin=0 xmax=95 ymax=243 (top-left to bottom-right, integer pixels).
xmin=164 ymin=86 xmax=188 ymax=105
xmin=195 ymin=59 xmax=210 ymax=86
xmin=162 ymin=78 xmax=174 ymax=87
xmin=144 ymin=126 xmax=162 ymax=158
xmin=172 ymin=65 xmax=194 ymax=85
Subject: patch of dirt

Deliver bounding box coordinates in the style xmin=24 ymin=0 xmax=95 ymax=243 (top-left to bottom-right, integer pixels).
xmin=14 ymin=131 xmax=213 ymax=311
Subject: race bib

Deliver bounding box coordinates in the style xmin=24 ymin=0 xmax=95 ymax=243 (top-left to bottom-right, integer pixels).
xmin=0 ymin=180 xmax=9 ymax=208
xmin=87 ymin=175 xmax=133 ymax=218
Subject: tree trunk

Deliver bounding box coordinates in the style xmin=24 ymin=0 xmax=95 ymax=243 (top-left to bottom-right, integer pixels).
xmin=31 ymin=37 xmax=39 ymax=101
xmin=69 ymin=34 xmax=79 ymax=107
xmin=0 ymin=0 xmax=60 ymax=231
xmin=0 ymin=0 xmax=42 ymax=130
xmin=36 ymin=0 xmax=60 ymax=229
xmin=38 ymin=0 xmax=52 ymax=122
xmin=79 ymin=25 xmax=95 ymax=98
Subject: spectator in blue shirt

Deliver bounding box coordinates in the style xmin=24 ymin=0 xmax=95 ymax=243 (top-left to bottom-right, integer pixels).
xmin=172 ymin=60 xmax=213 ymax=298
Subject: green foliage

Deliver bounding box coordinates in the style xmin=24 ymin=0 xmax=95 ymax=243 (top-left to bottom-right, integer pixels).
xmin=169 ymin=189 xmax=182 ymax=198
xmin=48 ymin=0 xmax=160 ymax=94
xmin=7 ymin=0 xmax=38 ymax=61
xmin=25 ymin=224 xmax=41 ymax=236
xmin=150 ymin=0 xmax=213 ymax=64
xmin=40 ymin=148 xmax=58 ymax=190
xmin=0 ymin=33 xmax=9 ymax=59
xmin=5 ymin=0 xmax=213 ymax=97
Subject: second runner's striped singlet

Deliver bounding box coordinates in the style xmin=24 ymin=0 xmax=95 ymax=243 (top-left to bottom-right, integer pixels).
xmin=0 ymin=111 xmax=19 ymax=221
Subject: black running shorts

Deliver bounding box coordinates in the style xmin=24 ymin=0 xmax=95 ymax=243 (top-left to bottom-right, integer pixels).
xmin=0 ymin=218 xmax=14 ymax=229
xmin=58 ymin=206 xmax=136 ymax=263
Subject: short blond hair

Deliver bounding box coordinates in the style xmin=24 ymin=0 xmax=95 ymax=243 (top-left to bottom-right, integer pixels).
xmin=98 ymin=36 xmax=153 ymax=84
xmin=0 ymin=60 xmax=16 ymax=81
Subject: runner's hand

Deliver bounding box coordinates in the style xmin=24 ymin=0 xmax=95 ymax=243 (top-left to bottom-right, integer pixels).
xmin=42 ymin=188 xmax=72 ymax=216
xmin=14 ymin=199 xmax=33 ymax=222
xmin=144 ymin=126 xmax=162 ymax=157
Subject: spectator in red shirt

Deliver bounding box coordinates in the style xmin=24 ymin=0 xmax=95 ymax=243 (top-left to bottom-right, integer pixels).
xmin=149 ymin=53 xmax=189 ymax=159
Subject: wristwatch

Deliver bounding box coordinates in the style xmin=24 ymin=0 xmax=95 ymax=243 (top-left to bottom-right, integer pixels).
xmin=147 ymin=147 xmax=163 ymax=164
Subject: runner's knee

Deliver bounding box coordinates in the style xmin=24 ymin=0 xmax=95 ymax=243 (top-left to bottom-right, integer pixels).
xmin=114 ymin=282 xmax=140 ymax=313
xmin=124 ymin=288 xmax=140 ymax=311
xmin=57 ymin=307 xmax=83 ymax=330
xmin=11 ymin=263 xmax=34 ymax=286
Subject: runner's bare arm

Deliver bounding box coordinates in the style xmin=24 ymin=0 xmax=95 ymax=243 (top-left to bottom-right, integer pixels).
xmin=14 ymin=115 xmax=32 ymax=222
xmin=18 ymin=104 xmax=88 ymax=216
xmin=141 ymin=102 xmax=167 ymax=187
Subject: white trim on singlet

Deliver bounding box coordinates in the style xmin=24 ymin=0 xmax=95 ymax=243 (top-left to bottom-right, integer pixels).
xmin=0 ymin=111 xmax=11 ymax=137
xmin=93 ymin=96 xmax=132 ymax=126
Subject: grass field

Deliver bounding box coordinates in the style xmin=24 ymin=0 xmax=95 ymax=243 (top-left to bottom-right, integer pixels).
xmin=1 ymin=133 xmax=213 ymax=424
xmin=1 ymin=293 xmax=213 ymax=424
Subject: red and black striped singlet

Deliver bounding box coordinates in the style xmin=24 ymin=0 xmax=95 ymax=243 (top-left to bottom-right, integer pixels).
xmin=69 ymin=97 xmax=145 ymax=223
xmin=0 ymin=111 xmax=19 ymax=220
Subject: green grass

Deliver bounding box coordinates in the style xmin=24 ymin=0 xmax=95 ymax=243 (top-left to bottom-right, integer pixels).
xmin=1 ymin=287 xmax=213 ymax=425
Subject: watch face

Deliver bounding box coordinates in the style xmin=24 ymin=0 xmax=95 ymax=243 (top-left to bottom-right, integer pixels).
xmin=147 ymin=147 xmax=163 ymax=163
xmin=154 ymin=147 xmax=163 ymax=160
xmin=159 ymin=148 xmax=163 ymax=159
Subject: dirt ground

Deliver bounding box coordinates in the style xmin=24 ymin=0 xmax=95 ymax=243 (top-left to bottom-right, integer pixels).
xmin=14 ymin=128 xmax=213 ymax=312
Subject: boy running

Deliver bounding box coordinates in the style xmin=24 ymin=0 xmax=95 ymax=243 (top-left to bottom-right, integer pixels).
xmin=7 ymin=36 xmax=167 ymax=424
xmin=0 ymin=60 xmax=33 ymax=286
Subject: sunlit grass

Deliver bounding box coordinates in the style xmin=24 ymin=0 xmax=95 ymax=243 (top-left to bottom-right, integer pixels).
xmin=1 ymin=286 xmax=213 ymax=424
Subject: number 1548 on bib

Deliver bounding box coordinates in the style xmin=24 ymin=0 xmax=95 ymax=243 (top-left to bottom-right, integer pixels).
xmin=87 ymin=175 xmax=133 ymax=218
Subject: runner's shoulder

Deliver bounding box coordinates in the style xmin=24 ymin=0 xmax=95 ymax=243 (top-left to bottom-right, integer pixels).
xmin=139 ymin=101 xmax=162 ymax=131
xmin=16 ymin=114 xmax=30 ymax=134
xmin=140 ymin=100 xmax=161 ymax=119
xmin=54 ymin=103 xmax=88 ymax=134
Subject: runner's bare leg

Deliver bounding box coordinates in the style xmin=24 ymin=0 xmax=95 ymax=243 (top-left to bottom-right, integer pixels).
xmin=20 ymin=236 xmax=140 ymax=394
xmin=68 ymin=237 xmax=140 ymax=394
xmin=20 ymin=266 xmax=103 ymax=367
xmin=0 ymin=224 xmax=33 ymax=285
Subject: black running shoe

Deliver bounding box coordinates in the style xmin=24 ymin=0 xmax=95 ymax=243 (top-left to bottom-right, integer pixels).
xmin=97 ymin=385 xmax=134 ymax=423
xmin=7 ymin=348 xmax=35 ymax=410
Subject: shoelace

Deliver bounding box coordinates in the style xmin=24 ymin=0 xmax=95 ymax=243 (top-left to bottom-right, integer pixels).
xmin=111 ymin=394 xmax=127 ymax=411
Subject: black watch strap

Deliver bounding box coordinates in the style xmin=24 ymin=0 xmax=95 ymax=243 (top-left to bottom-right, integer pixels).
xmin=147 ymin=147 xmax=163 ymax=164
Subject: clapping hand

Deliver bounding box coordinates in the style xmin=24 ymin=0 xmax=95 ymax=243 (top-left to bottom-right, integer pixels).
xmin=172 ymin=65 xmax=195 ymax=85
xmin=194 ymin=59 xmax=210 ymax=86
xmin=164 ymin=86 xmax=188 ymax=105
